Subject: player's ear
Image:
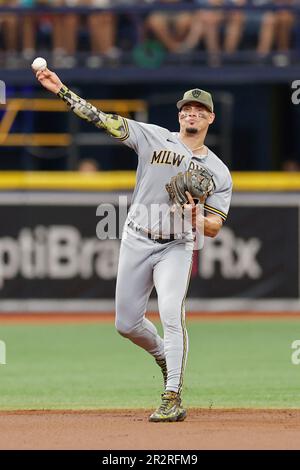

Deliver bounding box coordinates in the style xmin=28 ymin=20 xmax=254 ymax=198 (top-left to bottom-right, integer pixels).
xmin=208 ymin=113 xmax=215 ymax=125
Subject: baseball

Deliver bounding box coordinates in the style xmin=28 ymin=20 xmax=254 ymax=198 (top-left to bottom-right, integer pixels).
xmin=31 ymin=57 xmax=47 ymax=72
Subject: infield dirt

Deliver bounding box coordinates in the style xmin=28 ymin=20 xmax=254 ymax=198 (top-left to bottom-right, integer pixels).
xmin=1 ymin=409 xmax=300 ymax=450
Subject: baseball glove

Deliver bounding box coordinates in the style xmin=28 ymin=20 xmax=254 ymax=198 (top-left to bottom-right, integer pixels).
xmin=165 ymin=167 xmax=215 ymax=208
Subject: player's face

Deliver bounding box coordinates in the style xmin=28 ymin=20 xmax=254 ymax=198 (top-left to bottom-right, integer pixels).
xmin=178 ymin=102 xmax=215 ymax=134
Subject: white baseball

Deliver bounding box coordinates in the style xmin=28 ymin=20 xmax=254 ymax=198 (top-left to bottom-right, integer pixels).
xmin=31 ymin=57 xmax=47 ymax=72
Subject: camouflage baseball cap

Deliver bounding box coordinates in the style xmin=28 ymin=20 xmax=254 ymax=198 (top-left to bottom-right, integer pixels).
xmin=176 ymin=88 xmax=214 ymax=113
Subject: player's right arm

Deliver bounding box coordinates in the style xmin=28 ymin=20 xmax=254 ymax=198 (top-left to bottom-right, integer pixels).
xmin=35 ymin=68 xmax=129 ymax=140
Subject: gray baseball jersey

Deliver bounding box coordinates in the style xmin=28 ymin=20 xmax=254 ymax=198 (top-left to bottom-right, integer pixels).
xmin=121 ymin=119 xmax=232 ymax=235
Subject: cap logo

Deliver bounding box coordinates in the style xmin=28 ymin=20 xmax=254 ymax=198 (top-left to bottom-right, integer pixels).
xmin=192 ymin=89 xmax=201 ymax=98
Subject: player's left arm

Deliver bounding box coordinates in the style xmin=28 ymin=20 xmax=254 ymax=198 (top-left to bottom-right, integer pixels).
xmin=203 ymin=169 xmax=232 ymax=235
xmin=203 ymin=213 xmax=223 ymax=238
xmin=185 ymin=193 xmax=223 ymax=238
xmin=185 ymin=168 xmax=232 ymax=237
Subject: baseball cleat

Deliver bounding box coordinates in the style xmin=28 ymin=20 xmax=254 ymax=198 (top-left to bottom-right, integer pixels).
xmin=148 ymin=391 xmax=187 ymax=423
xmin=155 ymin=357 xmax=168 ymax=389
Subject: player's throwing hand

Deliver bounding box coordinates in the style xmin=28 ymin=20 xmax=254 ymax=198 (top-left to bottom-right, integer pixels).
xmin=34 ymin=68 xmax=62 ymax=95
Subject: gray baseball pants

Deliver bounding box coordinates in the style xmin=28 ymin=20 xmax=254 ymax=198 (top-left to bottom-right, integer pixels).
xmin=115 ymin=225 xmax=194 ymax=394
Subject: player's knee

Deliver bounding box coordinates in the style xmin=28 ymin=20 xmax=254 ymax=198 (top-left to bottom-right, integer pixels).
xmin=160 ymin=304 xmax=182 ymax=333
xmin=115 ymin=319 xmax=129 ymax=336
xmin=163 ymin=319 xmax=182 ymax=334
xmin=115 ymin=318 xmax=135 ymax=338
xmin=160 ymin=297 xmax=178 ymax=316
xmin=115 ymin=302 xmax=133 ymax=336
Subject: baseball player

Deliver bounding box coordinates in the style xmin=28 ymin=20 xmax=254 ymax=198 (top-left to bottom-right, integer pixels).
xmin=34 ymin=67 xmax=232 ymax=422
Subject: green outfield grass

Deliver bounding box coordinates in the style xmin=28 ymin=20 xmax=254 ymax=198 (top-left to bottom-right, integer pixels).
xmin=0 ymin=319 xmax=300 ymax=410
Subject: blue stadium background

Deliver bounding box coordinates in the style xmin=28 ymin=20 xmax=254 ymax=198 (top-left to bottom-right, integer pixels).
xmin=1 ymin=1 xmax=300 ymax=172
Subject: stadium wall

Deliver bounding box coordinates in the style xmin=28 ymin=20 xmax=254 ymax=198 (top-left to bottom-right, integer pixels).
xmin=0 ymin=172 xmax=299 ymax=313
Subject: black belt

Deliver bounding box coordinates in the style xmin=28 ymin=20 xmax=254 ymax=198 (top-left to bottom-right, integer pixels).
xmin=146 ymin=233 xmax=177 ymax=244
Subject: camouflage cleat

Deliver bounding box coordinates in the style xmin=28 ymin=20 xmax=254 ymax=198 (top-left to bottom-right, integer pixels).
xmin=155 ymin=357 xmax=168 ymax=389
xmin=149 ymin=391 xmax=187 ymax=423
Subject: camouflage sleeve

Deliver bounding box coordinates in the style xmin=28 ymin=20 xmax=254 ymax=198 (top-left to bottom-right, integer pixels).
xmin=57 ymin=84 xmax=129 ymax=140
